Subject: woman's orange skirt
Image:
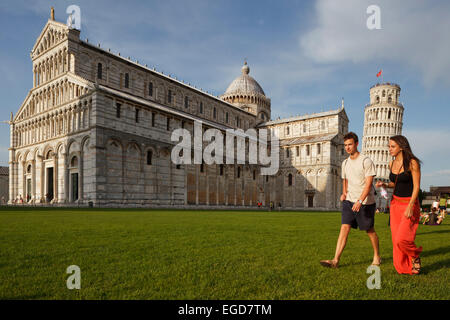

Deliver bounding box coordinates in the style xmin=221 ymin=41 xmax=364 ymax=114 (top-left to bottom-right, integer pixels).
xmin=390 ymin=195 xmax=422 ymax=274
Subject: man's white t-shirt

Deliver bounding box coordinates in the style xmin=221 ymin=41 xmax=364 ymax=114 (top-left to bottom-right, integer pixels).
xmin=341 ymin=153 xmax=376 ymax=205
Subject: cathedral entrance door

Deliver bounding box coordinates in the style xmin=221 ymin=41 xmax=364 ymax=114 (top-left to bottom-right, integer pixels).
xmin=46 ymin=167 xmax=54 ymax=202
xmin=26 ymin=178 xmax=31 ymax=202
xmin=71 ymin=173 xmax=79 ymax=201
xmin=308 ymin=195 xmax=314 ymax=208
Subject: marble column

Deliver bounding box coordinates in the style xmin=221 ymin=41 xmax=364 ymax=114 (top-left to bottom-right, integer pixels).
xmin=53 ymin=154 xmax=58 ymax=203
xmin=63 ymin=152 xmax=69 ymax=203
xmin=79 ymin=151 xmax=83 ymax=203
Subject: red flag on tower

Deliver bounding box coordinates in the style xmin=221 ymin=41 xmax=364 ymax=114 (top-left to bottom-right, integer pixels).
xmin=376 ymin=69 xmax=382 ymax=77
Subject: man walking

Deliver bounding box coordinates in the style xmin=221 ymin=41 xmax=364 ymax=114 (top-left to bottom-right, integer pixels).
xmin=320 ymin=132 xmax=381 ymax=268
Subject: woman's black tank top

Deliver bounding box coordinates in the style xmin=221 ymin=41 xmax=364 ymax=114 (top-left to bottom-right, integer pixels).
xmin=389 ymin=170 xmax=414 ymax=197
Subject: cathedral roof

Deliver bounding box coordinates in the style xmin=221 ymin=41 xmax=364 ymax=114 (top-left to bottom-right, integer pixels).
xmin=279 ymin=133 xmax=339 ymax=146
xmin=223 ymin=62 xmax=266 ymax=96
xmin=258 ymin=106 xmax=348 ymax=127
xmin=96 ymin=84 xmax=259 ymax=143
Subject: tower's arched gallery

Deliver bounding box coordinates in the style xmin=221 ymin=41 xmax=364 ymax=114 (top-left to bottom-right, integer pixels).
xmin=9 ymin=13 xmax=350 ymax=209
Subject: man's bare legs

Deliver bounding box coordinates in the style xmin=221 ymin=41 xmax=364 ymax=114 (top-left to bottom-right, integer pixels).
xmin=332 ymin=224 xmax=352 ymax=265
xmin=320 ymin=224 xmax=351 ymax=267
xmin=366 ymin=227 xmax=381 ymax=265
xmin=321 ymin=224 xmax=381 ymax=268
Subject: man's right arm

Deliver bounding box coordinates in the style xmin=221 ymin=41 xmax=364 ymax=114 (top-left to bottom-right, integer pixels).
xmin=341 ymin=160 xmax=347 ymax=201
xmin=341 ymin=179 xmax=348 ymax=201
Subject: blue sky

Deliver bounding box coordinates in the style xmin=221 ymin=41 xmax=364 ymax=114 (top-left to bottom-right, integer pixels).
xmin=0 ymin=0 xmax=449 ymax=190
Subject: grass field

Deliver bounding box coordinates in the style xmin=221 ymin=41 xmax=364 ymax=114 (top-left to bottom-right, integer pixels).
xmin=0 ymin=207 xmax=448 ymax=300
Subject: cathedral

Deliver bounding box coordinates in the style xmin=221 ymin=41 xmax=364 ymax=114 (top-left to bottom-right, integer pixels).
xmin=8 ymin=10 xmax=349 ymax=210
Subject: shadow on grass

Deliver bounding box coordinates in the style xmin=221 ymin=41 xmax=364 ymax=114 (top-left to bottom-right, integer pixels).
xmin=418 ymin=229 xmax=450 ymax=236
xmin=420 ymin=258 xmax=450 ymax=274
xmin=421 ymin=245 xmax=450 ymax=258
xmin=336 ymin=256 xmax=393 ymax=268
xmin=417 ymin=245 xmax=450 ymax=275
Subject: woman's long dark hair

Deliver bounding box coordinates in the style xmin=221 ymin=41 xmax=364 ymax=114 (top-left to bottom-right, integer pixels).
xmin=390 ymin=135 xmax=422 ymax=172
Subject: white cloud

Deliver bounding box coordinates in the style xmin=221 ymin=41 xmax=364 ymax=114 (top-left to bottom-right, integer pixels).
xmin=423 ymin=169 xmax=450 ymax=178
xmin=300 ymin=0 xmax=450 ymax=87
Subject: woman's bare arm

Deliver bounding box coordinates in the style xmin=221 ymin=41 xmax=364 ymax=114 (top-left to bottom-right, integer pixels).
xmin=409 ymin=159 xmax=421 ymax=205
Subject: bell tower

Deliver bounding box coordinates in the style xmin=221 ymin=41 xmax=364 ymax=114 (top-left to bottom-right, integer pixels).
xmin=362 ymin=82 xmax=404 ymax=208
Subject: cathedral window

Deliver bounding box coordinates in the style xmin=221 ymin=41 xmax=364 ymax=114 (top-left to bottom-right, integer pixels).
xmin=288 ymin=174 xmax=293 ymax=186
xmin=286 ymin=126 xmax=290 ymax=135
xmin=152 ymin=112 xmax=156 ymax=127
xmin=135 ymin=108 xmax=139 ymax=123
xmin=185 ymin=96 xmax=189 ymax=108
xmin=388 ymin=110 xmax=391 ymax=119
xmin=124 ymin=73 xmax=129 ymax=88
xmin=147 ymin=151 xmax=152 ymax=165
xmin=317 ymin=144 xmax=321 ymax=154
xmin=237 ymin=167 xmax=241 ymax=178
xmin=220 ymin=164 xmax=224 ymax=176
xmin=116 ymin=103 xmax=121 ymax=118
xmin=306 ymin=145 xmax=310 ymax=156
xmin=200 ymin=162 xmax=204 ymax=173
xmin=296 ymin=146 xmax=300 ymax=157
xmin=213 ymin=107 xmax=216 ymax=119
xmin=303 ymin=124 xmax=306 ymax=133
xmin=199 ymin=102 xmax=203 ymax=114
xmin=166 ymin=117 xmax=170 ymax=131
xmin=148 ymin=82 xmax=153 ymax=96
xmin=225 ymin=112 xmax=229 ymax=123
xmin=46 ymin=150 xmax=53 ymax=160
xmin=97 ymin=63 xmax=103 ymax=80
xmin=253 ymin=170 xmax=256 ymax=180
xmin=71 ymin=156 xmax=78 ymax=167
xmin=286 ymin=148 xmax=290 ymax=158
xmin=168 ymin=90 xmax=172 ymax=103
xmin=27 ymin=164 xmax=32 ymax=174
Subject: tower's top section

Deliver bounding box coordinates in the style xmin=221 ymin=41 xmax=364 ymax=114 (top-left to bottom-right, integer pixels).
xmin=370 ymin=82 xmax=400 ymax=90
xmin=50 ymin=6 xmax=55 ymax=20
xmin=369 ymin=82 xmax=401 ymax=106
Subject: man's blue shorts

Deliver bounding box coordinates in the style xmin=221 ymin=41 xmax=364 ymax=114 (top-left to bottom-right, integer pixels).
xmin=342 ymin=200 xmax=376 ymax=231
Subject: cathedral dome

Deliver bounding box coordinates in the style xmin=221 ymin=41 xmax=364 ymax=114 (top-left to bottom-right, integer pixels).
xmin=224 ymin=62 xmax=266 ymax=96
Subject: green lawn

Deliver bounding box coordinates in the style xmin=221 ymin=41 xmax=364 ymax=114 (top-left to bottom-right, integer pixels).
xmin=0 ymin=207 xmax=448 ymax=300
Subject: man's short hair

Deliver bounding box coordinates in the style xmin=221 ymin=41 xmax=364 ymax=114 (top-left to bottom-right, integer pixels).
xmin=344 ymin=132 xmax=358 ymax=144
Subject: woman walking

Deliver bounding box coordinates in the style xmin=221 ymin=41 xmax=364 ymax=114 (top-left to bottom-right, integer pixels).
xmin=376 ymin=135 xmax=422 ymax=275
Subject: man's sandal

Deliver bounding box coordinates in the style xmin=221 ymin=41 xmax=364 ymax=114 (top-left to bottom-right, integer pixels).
xmin=412 ymin=257 xmax=421 ymax=275
xmin=320 ymin=260 xmax=339 ymax=268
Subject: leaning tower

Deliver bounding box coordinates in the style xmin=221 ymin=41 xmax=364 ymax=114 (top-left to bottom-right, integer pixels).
xmin=362 ymin=83 xmax=404 ymax=209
